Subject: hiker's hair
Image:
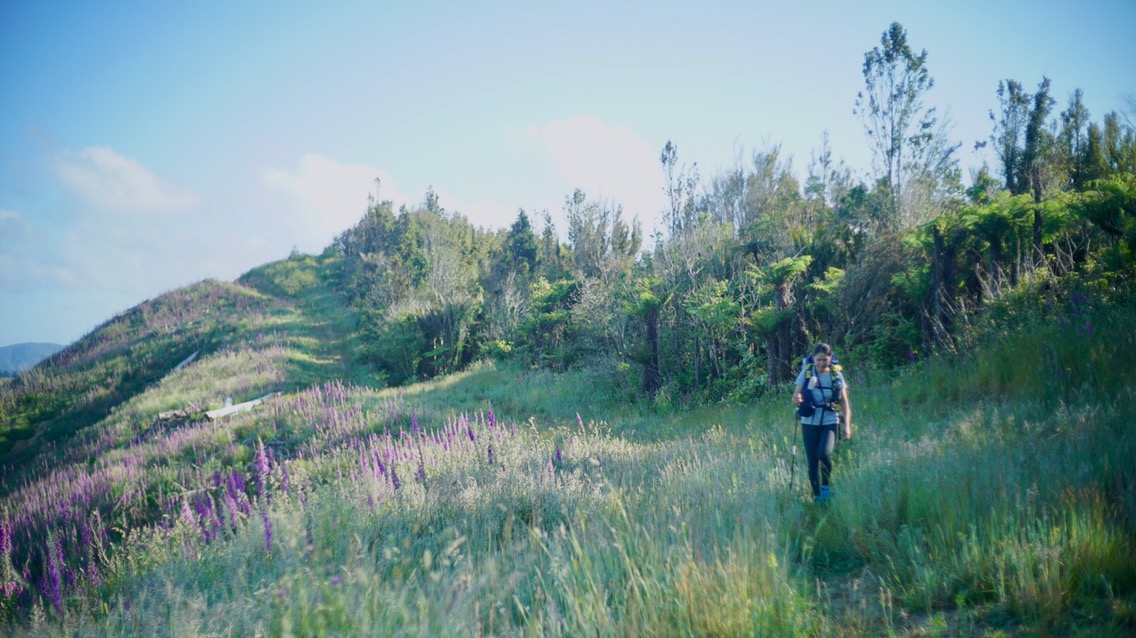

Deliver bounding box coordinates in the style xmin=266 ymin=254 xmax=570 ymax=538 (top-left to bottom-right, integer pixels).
xmin=813 ymin=343 xmax=833 ymax=356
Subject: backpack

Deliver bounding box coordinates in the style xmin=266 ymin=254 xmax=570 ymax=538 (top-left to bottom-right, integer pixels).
xmin=796 ymin=354 xmax=843 ymax=419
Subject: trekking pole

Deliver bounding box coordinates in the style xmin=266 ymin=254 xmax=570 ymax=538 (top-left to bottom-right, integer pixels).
xmin=788 ymin=414 xmax=797 ymax=494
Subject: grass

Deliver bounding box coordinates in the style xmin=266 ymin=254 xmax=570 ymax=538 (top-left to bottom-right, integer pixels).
xmin=1 ymin=267 xmax=1134 ymax=636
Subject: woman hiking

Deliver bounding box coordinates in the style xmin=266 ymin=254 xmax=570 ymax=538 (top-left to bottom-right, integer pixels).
xmin=792 ymin=343 xmax=852 ymax=503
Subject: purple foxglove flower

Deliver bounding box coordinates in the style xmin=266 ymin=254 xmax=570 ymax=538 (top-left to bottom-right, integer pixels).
xmin=262 ymin=510 xmax=272 ymax=552
xmin=255 ymin=440 xmax=270 ymax=499
xmin=44 ymin=535 xmax=63 ymax=614
xmin=0 ymin=521 xmax=12 ymax=557
xmin=181 ymin=499 xmax=196 ymax=529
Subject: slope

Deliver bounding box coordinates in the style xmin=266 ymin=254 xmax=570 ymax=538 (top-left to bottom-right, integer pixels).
xmin=1 ymin=275 xmax=1133 ymax=635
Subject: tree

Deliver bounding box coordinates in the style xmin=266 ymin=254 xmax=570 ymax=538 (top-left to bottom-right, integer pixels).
xmin=1019 ymin=77 xmax=1056 ymax=203
xmin=660 ymin=140 xmax=701 ymax=237
xmin=1102 ymin=112 xmax=1136 ymax=176
xmin=661 ymin=140 xmax=681 ymax=237
xmin=1060 ymin=89 xmax=1092 ymax=189
xmin=625 ymin=277 xmax=671 ymax=396
xmin=855 ymin=22 xmax=960 ymax=229
xmin=536 ymin=210 xmax=565 ymax=281
xmin=757 ymin=255 xmax=812 ymax=384
xmin=988 ymin=79 xmax=1031 ymax=194
xmin=564 ymin=189 xmax=641 ymax=281
xmin=804 ymin=131 xmax=852 ymax=208
xmin=503 ymin=209 xmax=538 ymax=276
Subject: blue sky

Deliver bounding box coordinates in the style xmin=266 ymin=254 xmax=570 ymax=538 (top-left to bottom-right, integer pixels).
xmin=2 ymin=0 xmax=1134 ymax=345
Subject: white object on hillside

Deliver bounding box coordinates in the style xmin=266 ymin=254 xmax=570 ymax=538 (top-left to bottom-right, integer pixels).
xmin=205 ymin=392 xmax=281 ymax=420
xmin=172 ymin=351 xmax=199 ymax=373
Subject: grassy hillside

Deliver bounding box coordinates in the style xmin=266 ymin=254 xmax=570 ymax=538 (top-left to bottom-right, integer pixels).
xmin=1 ymin=255 xmax=1134 ymax=636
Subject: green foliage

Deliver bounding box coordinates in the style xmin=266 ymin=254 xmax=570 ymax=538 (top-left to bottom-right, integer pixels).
xmin=359 ymin=311 xmax=425 ymax=385
xmin=1076 ymin=174 xmax=1136 ymax=259
xmin=517 ymin=277 xmax=583 ymax=369
xmin=5 ymin=293 xmax=1135 ymax=636
xmin=242 ymin=253 xmax=321 ymax=296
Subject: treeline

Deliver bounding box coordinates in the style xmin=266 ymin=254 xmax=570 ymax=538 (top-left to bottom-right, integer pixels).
xmin=326 ymin=22 xmax=1136 ymax=401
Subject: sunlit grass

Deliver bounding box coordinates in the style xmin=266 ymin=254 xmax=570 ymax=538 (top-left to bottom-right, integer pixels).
xmin=2 ymin=275 xmax=1134 ymax=635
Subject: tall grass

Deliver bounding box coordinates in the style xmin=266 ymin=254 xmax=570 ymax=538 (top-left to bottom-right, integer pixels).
xmin=2 ymin=280 xmax=1133 ymax=635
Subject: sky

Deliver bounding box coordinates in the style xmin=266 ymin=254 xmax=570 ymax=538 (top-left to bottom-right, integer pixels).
xmin=2 ymin=0 xmax=1134 ymax=346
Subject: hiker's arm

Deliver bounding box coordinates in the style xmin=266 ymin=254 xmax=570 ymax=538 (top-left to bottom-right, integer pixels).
xmin=793 ymin=385 xmax=803 ymax=407
xmin=841 ymin=386 xmax=852 ymax=437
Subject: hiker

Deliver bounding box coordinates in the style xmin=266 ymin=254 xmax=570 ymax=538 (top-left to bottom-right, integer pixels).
xmin=792 ymin=343 xmax=852 ymax=503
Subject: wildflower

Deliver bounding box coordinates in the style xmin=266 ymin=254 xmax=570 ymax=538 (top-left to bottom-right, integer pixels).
xmin=577 ymin=413 xmax=584 ymax=427
xmin=487 ymin=405 xmax=496 ymax=427
xmin=0 ymin=520 xmax=12 ymax=557
xmin=411 ymin=411 xmax=419 ymax=437
xmin=280 ymin=462 xmax=291 ymax=494
xmin=487 ymin=445 xmax=495 ymax=466
xmin=255 ymin=439 xmax=270 ymax=499
xmin=330 ymin=575 xmax=341 ymax=585
xmin=554 ymin=447 xmax=563 ymax=465
xmin=416 ymin=463 xmax=426 ymax=483
xmin=262 ymin=510 xmax=273 ymax=552
xmin=44 ymin=533 xmax=63 ymax=614
xmin=391 ymin=467 xmax=401 ymax=491
xmin=181 ymin=498 xmax=196 ymax=529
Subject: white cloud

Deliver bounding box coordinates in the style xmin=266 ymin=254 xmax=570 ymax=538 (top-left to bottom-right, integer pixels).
xmin=0 ymin=252 xmax=79 ymax=291
xmin=0 ymin=209 xmax=27 ymax=244
xmin=531 ymin=114 xmax=667 ymax=234
xmin=55 ymin=147 xmax=197 ymax=213
xmin=430 ymin=188 xmax=517 ymax=229
xmin=261 ymin=154 xmax=411 ymax=252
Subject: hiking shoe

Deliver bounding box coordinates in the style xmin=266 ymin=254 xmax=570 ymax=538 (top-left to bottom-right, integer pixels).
xmin=818 ymin=486 xmax=832 ymax=502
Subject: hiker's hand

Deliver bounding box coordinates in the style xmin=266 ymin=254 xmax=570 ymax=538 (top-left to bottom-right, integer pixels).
xmin=842 ymin=425 xmax=852 ymax=440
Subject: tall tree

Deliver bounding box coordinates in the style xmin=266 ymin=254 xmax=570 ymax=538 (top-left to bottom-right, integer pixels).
xmin=536 ymin=210 xmax=567 ymax=281
xmin=855 ymin=22 xmax=959 ymax=229
xmin=804 ymin=131 xmax=851 ymax=208
xmin=1060 ymin=89 xmax=1092 ymax=190
xmin=759 ymin=255 xmax=812 ymax=384
xmin=565 ymin=189 xmax=641 ymax=281
xmin=661 ymin=140 xmax=681 ymax=237
xmin=989 ymin=79 xmax=1031 ymax=194
xmin=503 ymin=209 xmax=538 ymax=276
xmin=1019 ymin=77 xmax=1056 ymax=203
xmin=660 ymin=140 xmax=701 ymax=237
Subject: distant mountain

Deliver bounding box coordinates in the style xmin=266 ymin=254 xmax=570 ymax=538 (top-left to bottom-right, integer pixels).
xmin=0 ymin=342 xmax=64 ymax=375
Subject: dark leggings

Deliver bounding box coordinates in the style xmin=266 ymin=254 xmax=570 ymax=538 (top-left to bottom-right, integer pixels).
xmin=801 ymin=423 xmax=838 ymax=496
